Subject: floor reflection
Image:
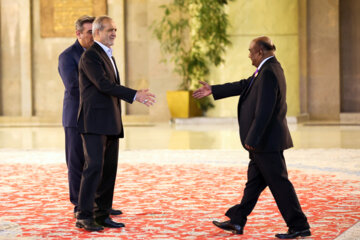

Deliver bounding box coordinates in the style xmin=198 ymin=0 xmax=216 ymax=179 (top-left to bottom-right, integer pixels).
xmin=0 ymin=122 xmax=359 ymax=150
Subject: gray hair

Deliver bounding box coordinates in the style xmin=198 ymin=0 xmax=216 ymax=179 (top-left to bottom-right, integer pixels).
xmin=92 ymin=16 xmax=113 ymax=36
xmin=75 ymin=15 xmax=95 ymax=32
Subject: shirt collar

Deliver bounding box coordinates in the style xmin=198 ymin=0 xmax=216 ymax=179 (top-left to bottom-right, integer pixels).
xmin=257 ymin=55 xmax=274 ymax=71
xmin=95 ymin=40 xmax=113 ymax=57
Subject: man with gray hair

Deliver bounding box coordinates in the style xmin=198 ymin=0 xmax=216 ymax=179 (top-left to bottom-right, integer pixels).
xmin=75 ymin=15 xmax=156 ymax=231
xmin=58 ymin=15 xmax=123 ymax=219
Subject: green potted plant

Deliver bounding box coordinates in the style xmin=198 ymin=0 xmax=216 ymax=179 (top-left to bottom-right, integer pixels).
xmin=152 ymin=0 xmax=233 ymax=118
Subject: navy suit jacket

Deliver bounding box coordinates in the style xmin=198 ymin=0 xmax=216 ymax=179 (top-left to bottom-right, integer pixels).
xmin=77 ymin=42 xmax=137 ymax=137
xmin=58 ymin=40 xmax=84 ymax=127
xmin=212 ymin=57 xmax=293 ymax=152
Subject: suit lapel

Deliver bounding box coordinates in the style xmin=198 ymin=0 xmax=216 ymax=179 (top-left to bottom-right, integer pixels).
xmin=240 ymin=57 xmax=278 ymax=101
xmin=241 ymin=71 xmax=261 ymax=100
xmin=74 ymin=40 xmax=85 ymax=63
xmin=93 ymin=43 xmax=118 ymax=82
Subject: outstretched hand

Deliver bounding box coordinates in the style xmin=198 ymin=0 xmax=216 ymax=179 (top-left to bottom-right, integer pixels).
xmin=192 ymin=81 xmax=212 ymax=99
xmin=135 ymin=89 xmax=156 ymax=107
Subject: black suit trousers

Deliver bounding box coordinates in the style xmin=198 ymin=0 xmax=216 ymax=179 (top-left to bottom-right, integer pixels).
xmin=77 ymin=134 xmax=119 ymax=220
xmin=225 ymin=151 xmax=309 ymax=231
xmin=64 ymin=127 xmax=85 ymax=212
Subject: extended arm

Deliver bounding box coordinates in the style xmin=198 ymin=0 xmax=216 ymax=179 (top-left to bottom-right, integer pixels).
xmin=193 ymin=77 xmax=252 ymax=100
xmin=80 ymin=51 xmax=155 ymax=105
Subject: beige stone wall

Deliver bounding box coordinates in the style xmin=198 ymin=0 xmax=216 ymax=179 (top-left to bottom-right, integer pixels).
xmin=30 ymin=0 xmax=178 ymax=122
xmin=32 ymin=0 xmax=69 ymax=119
xmin=29 ymin=0 xmax=125 ymax=121
xmin=207 ymin=0 xmax=300 ymax=117
xmin=125 ymin=0 xmax=181 ymax=121
xmin=0 ymin=0 xmax=356 ymax=122
xmin=30 ymin=0 xmax=125 ymax=120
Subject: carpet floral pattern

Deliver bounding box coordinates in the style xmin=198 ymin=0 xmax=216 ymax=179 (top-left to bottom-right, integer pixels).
xmin=0 ymin=149 xmax=359 ymax=239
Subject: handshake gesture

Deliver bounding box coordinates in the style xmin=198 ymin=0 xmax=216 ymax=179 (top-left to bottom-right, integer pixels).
xmin=135 ymin=89 xmax=156 ymax=107
xmin=135 ymin=80 xmax=212 ymax=107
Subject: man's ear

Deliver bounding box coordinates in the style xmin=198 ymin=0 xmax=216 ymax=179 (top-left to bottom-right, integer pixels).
xmin=259 ymin=48 xmax=264 ymax=56
xmin=76 ymin=30 xmax=81 ymax=38
xmin=93 ymin=29 xmax=99 ymax=37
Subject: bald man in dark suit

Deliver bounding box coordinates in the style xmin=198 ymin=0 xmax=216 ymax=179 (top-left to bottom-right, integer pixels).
xmin=193 ymin=36 xmax=310 ymax=239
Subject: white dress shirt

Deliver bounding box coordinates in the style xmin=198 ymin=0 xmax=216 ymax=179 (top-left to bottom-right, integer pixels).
xmin=95 ymin=40 xmax=117 ymax=78
xmin=94 ymin=41 xmax=138 ymax=101
xmin=257 ymin=56 xmax=274 ymax=71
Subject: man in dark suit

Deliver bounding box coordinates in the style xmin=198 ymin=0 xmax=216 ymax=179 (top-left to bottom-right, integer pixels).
xmin=75 ymin=15 xmax=156 ymax=232
xmin=58 ymin=15 xmax=123 ymax=218
xmin=193 ymin=36 xmax=311 ymax=239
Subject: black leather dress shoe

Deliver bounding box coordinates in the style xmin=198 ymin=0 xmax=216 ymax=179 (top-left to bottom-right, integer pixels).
xmin=96 ymin=217 xmax=125 ymax=228
xmin=275 ymin=229 xmax=311 ymax=239
xmin=110 ymin=208 xmax=123 ymax=215
xmin=76 ymin=219 xmax=104 ymax=232
xmin=212 ymin=220 xmax=243 ymax=234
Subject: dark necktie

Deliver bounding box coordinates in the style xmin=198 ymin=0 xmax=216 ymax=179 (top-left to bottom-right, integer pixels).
xmin=111 ymin=56 xmax=120 ymax=83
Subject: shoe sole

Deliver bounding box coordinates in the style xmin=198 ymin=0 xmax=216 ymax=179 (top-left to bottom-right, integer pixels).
xmin=101 ymin=224 xmax=125 ymax=228
xmin=213 ymin=222 xmax=243 ymax=235
xmin=275 ymin=231 xmax=311 ymax=239
xmin=300 ymin=232 xmax=311 ymax=237
xmin=75 ymin=222 xmax=104 ymax=232
xmin=75 ymin=222 xmax=83 ymax=229
xmin=231 ymin=230 xmax=243 ymax=234
xmin=95 ymin=220 xmax=125 ymax=228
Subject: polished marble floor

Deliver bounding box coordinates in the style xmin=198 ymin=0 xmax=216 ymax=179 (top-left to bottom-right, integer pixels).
xmin=0 ymin=122 xmax=360 ymax=150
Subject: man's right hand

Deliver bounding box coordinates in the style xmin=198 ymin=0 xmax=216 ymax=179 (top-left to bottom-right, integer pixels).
xmin=135 ymin=89 xmax=156 ymax=107
xmin=192 ymin=81 xmax=212 ymax=99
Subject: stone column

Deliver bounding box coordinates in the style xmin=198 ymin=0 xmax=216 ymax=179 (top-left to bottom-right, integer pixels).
xmin=0 ymin=0 xmax=32 ymax=116
xmin=298 ymin=0 xmax=308 ymax=117
xmin=307 ymin=0 xmax=340 ymax=120
xmin=124 ymin=0 xmax=150 ymax=115
xmin=20 ymin=0 xmax=33 ymax=117
xmin=340 ymin=0 xmax=360 ymax=112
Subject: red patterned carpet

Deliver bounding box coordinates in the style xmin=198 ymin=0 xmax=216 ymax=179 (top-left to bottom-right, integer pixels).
xmin=1 ymin=155 xmax=360 ymax=240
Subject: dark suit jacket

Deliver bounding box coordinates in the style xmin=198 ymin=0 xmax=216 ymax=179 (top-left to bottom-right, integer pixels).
xmin=77 ymin=42 xmax=137 ymax=137
xmin=58 ymin=40 xmax=84 ymax=127
xmin=212 ymin=57 xmax=293 ymax=152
